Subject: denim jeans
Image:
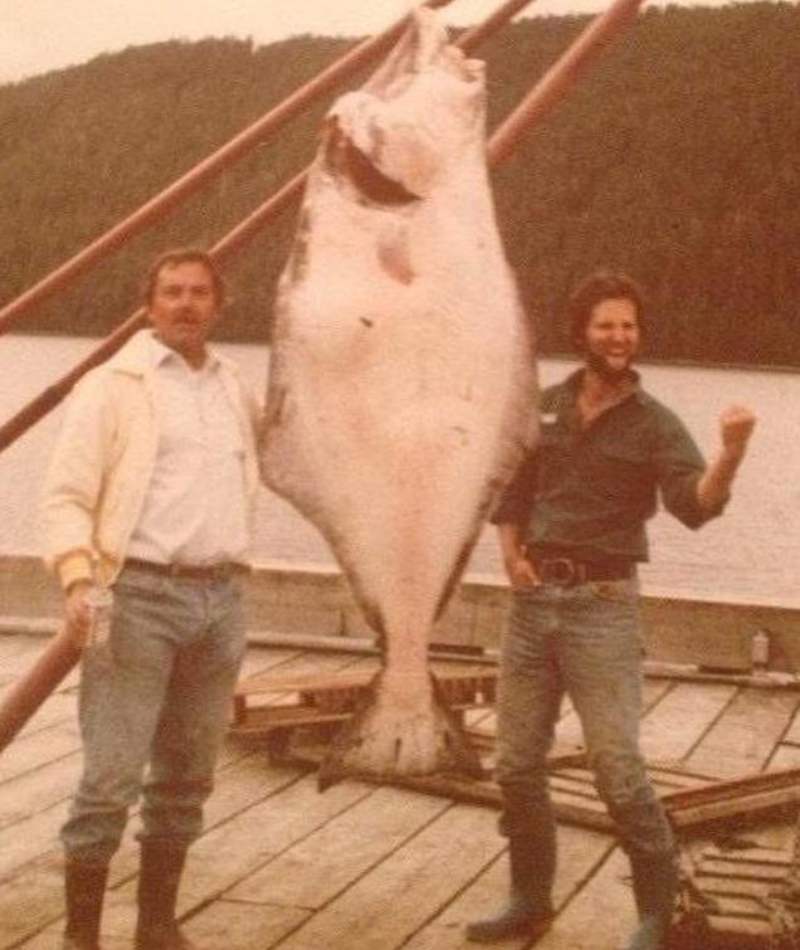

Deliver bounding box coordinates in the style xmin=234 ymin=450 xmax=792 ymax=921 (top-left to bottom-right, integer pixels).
xmin=495 ymin=577 xmax=674 ymax=859
xmin=61 ymin=565 xmax=246 ymax=864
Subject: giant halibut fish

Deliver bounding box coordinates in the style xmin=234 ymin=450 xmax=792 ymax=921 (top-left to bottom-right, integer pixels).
xmin=261 ymin=6 xmax=538 ymax=785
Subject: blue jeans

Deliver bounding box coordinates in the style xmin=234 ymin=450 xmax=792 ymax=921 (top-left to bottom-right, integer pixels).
xmin=495 ymin=578 xmax=674 ymax=859
xmin=61 ymin=565 xmax=246 ymax=864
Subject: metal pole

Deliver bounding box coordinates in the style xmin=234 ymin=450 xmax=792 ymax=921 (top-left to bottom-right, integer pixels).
xmin=0 ymin=626 xmax=81 ymax=753
xmin=0 ymin=0 xmax=540 ymax=455
xmin=487 ymin=0 xmax=646 ymax=166
xmin=0 ymin=0 xmax=456 ymax=338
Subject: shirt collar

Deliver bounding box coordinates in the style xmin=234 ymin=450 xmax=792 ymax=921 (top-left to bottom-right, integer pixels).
xmin=563 ymin=367 xmax=645 ymax=405
xmin=148 ymin=331 xmax=220 ymax=374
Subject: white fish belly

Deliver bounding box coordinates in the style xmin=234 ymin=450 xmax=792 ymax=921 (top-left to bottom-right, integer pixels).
xmin=261 ymin=8 xmax=537 ymax=779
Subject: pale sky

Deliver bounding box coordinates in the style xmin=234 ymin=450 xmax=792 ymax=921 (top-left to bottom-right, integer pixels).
xmin=1 ymin=0 xmax=750 ymax=85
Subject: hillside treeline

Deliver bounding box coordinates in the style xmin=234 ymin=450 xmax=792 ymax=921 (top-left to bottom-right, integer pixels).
xmin=1 ymin=3 xmax=798 ymax=366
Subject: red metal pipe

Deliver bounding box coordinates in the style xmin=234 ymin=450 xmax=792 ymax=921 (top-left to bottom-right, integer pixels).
xmin=0 ymin=626 xmax=81 ymax=753
xmin=0 ymin=0 xmax=456 ymax=339
xmin=0 ymin=0 xmax=540 ymax=455
xmin=488 ymin=0 xmax=646 ymax=165
xmin=0 ymin=0 xmax=648 ymax=750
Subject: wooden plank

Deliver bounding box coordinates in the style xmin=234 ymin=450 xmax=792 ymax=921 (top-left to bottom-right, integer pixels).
xmin=12 ymin=693 xmax=77 ymax=740
xmin=0 ymin=852 xmax=64 ymax=949
xmin=0 ymin=721 xmax=80 ymax=784
xmin=267 ymin=804 xmax=526 ymax=950
xmin=237 ymin=646 xmax=306 ymax=680
xmin=181 ymin=901 xmax=309 ymax=950
xmin=701 ymin=843 xmax=793 ymax=868
xmin=14 ymin=928 xmax=129 ymax=950
xmin=107 ymin=775 xmax=375 ymax=932
xmin=533 ymin=846 xmax=636 ymax=950
xmin=683 ymin=687 xmax=800 ymax=779
xmin=227 ymin=785 xmax=450 ymax=907
xmin=781 ymin=703 xmax=800 ymax=746
xmin=639 ymin=681 xmax=737 ymax=763
xmin=0 ymin=752 xmax=304 ymax=949
xmin=0 ymin=750 xmax=81 ymax=832
xmin=696 ymin=859 xmax=786 ymax=882
xmin=401 ymin=823 xmax=614 ymax=950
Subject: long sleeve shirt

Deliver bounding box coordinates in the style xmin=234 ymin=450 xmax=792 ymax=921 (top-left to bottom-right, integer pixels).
xmin=492 ymin=370 xmax=725 ymax=562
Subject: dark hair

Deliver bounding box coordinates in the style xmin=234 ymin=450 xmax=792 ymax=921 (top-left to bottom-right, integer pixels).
xmin=143 ymin=248 xmax=225 ymax=307
xmin=566 ymin=270 xmax=646 ymax=351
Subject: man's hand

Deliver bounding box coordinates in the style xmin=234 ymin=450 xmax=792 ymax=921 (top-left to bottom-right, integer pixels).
xmin=64 ymin=581 xmax=93 ymax=649
xmin=696 ymin=405 xmax=757 ymax=514
xmin=505 ymin=552 xmax=540 ymax=589
xmin=720 ymin=405 xmax=757 ymax=457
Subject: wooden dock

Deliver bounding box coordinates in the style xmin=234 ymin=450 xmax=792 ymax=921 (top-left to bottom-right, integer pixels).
xmin=2 ymin=630 xmax=800 ymax=950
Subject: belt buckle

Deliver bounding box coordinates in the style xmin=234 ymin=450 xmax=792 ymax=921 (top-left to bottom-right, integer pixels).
xmin=540 ymin=557 xmax=581 ymax=587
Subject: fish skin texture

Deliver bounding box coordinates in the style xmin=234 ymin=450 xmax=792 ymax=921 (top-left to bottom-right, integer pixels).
xmin=261 ymin=7 xmax=538 ymax=785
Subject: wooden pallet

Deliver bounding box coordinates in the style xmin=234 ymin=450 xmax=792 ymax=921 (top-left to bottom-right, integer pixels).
xmin=230 ymin=664 xmax=498 ymax=746
xmin=671 ymin=844 xmax=800 ymax=947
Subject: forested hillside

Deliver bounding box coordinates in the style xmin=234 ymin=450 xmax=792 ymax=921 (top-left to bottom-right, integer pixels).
xmin=1 ymin=2 xmax=798 ymax=365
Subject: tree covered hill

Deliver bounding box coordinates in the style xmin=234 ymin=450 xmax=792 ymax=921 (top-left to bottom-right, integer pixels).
xmin=1 ymin=2 xmax=798 ymax=366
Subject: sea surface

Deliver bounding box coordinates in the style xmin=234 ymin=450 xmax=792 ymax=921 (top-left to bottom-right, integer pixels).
xmin=1 ymin=333 xmax=797 ymax=608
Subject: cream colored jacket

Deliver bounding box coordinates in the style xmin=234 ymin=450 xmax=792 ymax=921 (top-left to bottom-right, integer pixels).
xmin=40 ymin=330 xmax=263 ymax=591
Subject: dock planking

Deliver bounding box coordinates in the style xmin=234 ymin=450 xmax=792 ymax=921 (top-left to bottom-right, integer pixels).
xmin=2 ymin=634 xmax=800 ymax=949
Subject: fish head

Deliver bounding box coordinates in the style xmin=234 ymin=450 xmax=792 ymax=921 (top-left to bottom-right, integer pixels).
xmin=320 ymin=9 xmax=486 ymax=207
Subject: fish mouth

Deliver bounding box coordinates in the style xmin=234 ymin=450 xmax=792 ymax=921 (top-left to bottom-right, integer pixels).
xmin=324 ymin=120 xmax=422 ymax=207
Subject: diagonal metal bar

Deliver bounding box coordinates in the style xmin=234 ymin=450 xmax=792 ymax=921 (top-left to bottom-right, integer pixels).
xmin=488 ymin=0 xmax=646 ymax=165
xmin=0 ymin=0 xmax=540 ymax=455
xmin=0 ymin=0 xmax=644 ymax=455
xmin=0 ymin=0 xmax=456 ymax=338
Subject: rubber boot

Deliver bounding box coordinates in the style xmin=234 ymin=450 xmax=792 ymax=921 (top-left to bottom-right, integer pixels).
xmin=625 ymin=850 xmax=678 ymax=950
xmin=466 ymin=834 xmax=555 ymax=943
xmin=134 ymin=842 xmax=197 ymax=950
xmin=63 ymin=860 xmax=109 ymax=950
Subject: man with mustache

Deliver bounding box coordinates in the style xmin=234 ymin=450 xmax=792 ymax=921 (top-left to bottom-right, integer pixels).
xmin=468 ymin=270 xmax=756 ymax=949
xmin=41 ymin=249 xmax=261 ymax=950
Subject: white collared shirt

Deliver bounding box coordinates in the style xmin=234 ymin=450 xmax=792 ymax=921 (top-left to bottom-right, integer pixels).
xmin=126 ymin=335 xmax=249 ymax=566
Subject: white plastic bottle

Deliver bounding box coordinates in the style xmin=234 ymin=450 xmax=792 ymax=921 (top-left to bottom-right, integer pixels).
xmin=85 ymin=585 xmax=113 ymax=647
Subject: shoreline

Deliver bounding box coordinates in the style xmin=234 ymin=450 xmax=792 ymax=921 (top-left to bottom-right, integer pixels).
xmin=8 ymin=331 xmax=799 ymax=375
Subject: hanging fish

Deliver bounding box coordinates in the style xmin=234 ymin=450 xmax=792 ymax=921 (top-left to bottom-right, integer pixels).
xmin=261 ymin=6 xmax=538 ymax=786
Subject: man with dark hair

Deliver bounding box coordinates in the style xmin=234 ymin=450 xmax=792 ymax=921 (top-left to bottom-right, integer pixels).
xmin=41 ymin=249 xmax=262 ymax=950
xmin=467 ymin=270 xmax=755 ymax=949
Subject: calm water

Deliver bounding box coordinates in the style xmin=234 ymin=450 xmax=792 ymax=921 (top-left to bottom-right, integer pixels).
xmin=1 ymin=334 xmax=797 ymax=608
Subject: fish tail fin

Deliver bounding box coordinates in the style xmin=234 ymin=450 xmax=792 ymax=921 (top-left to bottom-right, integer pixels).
xmin=317 ymin=669 xmax=483 ymax=791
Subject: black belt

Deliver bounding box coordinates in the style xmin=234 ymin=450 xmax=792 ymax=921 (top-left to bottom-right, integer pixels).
xmin=531 ymin=551 xmax=634 ymax=586
xmin=123 ymin=557 xmax=248 ymax=582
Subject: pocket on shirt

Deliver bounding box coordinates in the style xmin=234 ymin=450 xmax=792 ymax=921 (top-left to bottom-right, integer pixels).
xmin=593 ymin=444 xmax=654 ymax=501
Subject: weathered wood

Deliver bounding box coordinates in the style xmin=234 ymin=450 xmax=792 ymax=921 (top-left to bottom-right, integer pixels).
xmin=4 ymin=639 xmax=800 ymax=950
xmin=0 ymin=720 xmax=80 ymax=785
xmin=534 ymin=846 xmax=636 ymax=949
xmin=182 ymin=902 xmax=310 ymax=950
xmin=0 ymin=628 xmax=82 ymax=754
xmin=639 ymin=681 xmax=738 ymax=763
xmin=684 ymin=686 xmax=800 ymax=778
xmin=401 ymin=823 xmax=614 ymax=950
xmin=0 ymin=749 xmax=81 ymax=832
xmin=0 ymin=754 xmax=304 ymax=948
xmin=228 ymin=785 xmax=449 ymax=907
xmin=664 ymin=767 xmax=800 ymax=829
xmin=267 ymin=804 xmax=520 ymax=950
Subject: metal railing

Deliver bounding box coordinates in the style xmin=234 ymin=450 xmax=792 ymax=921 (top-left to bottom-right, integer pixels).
xmin=0 ymin=0 xmax=645 ymax=455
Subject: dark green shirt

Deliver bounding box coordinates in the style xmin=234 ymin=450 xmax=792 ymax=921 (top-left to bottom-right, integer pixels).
xmin=493 ymin=369 xmax=723 ymax=561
